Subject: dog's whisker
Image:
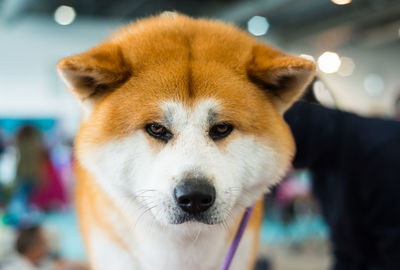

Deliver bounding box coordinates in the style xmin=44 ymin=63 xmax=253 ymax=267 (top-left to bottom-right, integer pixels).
xmin=133 ymin=203 xmax=161 ymax=229
xmin=220 ymin=221 xmax=228 ymax=233
xmin=192 ymin=227 xmax=203 ymax=245
xmin=134 ymin=189 xmax=157 ymax=196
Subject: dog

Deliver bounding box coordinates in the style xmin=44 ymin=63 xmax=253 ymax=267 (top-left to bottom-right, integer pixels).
xmin=57 ymin=13 xmax=315 ymax=270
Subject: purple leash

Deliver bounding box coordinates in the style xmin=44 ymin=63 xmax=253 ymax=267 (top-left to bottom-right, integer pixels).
xmin=220 ymin=204 xmax=255 ymax=270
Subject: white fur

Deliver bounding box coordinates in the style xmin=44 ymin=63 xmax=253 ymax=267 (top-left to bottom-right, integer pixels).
xmin=89 ymin=214 xmax=254 ymax=270
xmin=78 ymin=99 xmax=285 ymax=269
xmin=90 ymin=228 xmax=135 ymax=270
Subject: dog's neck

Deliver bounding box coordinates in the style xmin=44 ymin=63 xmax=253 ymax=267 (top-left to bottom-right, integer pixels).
xmin=132 ymin=220 xmax=232 ymax=269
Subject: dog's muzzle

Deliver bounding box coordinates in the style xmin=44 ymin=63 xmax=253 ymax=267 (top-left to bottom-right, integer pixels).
xmin=173 ymin=178 xmax=216 ymax=215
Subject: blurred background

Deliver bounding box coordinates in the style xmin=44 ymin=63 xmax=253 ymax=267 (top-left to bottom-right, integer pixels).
xmin=0 ymin=0 xmax=399 ymax=269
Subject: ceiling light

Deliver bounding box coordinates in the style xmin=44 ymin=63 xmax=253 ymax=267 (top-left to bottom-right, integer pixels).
xmin=247 ymin=16 xmax=269 ymax=36
xmin=331 ymin=0 xmax=352 ymax=5
xmin=317 ymin=52 xmax=341 ymax=74
xmin=54 ymin=5 xmax=76 ymax=26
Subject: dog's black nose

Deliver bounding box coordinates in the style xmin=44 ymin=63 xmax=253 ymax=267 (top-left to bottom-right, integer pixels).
xmin=174 ymin=178 xmax=216 ymax=214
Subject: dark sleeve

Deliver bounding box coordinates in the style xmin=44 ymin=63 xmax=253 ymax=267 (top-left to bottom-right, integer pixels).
xmin=362 ymin=143 xmax=400 ymax=270
xmin=284 ymin=102 xmax=340 ymax=169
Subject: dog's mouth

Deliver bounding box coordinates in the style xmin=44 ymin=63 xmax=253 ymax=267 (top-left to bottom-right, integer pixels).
xmin=171 ymin=211 xmax=219 ymax=225
xmin=161 ymin=203 xmax=225 ymax=225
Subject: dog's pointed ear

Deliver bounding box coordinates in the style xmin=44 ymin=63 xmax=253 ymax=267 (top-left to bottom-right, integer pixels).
xmin=57 ymin=42 xmax=131 ymax=112
xmin=247 ymin=44 xmax=316 ymax=113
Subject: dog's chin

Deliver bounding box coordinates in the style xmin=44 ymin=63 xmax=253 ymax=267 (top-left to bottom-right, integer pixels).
xmin=147 ymin=198 xmax=252 ymax=229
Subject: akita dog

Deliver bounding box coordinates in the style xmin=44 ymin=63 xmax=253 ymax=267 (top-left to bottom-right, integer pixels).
xmin=57 ymin=13 xmax=315 ymax=270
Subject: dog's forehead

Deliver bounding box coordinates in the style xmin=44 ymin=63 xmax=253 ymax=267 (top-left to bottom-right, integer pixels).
xmin=160 ymin=99 xmax=219 ymax=129
xmin=116 ymin=16 xmax=254 ymax=71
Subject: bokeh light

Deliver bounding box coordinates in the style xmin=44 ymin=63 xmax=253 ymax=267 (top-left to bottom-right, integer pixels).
xmin=317 ymin=52 xmax=342 ymax=74
xmin=313 ymin=80 xmax=335 ymax=107
xmin=363 ymin=74 xmax=385 ymax=97
xmin=247 ymin=16 xmax=269 ymax=36
xmin=54 ymin=5 xmax=76 ymax=26
xmin=331 ymin=0 xmax=352 ymax=5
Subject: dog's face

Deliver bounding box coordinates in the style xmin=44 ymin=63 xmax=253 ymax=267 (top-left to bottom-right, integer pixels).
xmin=57 ymin=14 xmax=315 ymax=229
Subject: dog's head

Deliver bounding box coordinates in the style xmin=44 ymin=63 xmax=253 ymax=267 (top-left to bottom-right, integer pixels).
xmin=57 ymin=14 xmax=315 ymax=229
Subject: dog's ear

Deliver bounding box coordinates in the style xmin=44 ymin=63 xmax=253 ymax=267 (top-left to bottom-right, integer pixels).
xmin=57 ymin=42 xmax=131 ymax=112
xmin=247 ymin=44 xmax=316 ymax=113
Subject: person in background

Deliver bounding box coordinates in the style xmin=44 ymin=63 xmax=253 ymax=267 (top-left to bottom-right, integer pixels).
xmin=5 ymin=126 xmax=44 ymax=224
xmin=29 ymin=149 xmax=67 ymax=212
xmin=15 ymin=126 xmax=43 ymax=189
xmin=284 ymin=100 xmax=400 ymax=270
xmin=1 ymin=226 xmax=48 ymax=270
xmin=6 ymin=125 xmax=66 ymax=225
xmin=0 ymin=225 xmax=88 ymax=270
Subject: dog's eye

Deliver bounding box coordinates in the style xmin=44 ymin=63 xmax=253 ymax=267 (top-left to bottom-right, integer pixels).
xmin=209 ymin=123 xmax=233 ymax=141
xmin=145 ymin=123 xmax=173 ymax=142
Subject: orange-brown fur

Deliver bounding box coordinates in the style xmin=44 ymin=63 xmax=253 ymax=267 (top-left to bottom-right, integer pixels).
xmin=74 ymin=163 xmax=130 ymax=266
